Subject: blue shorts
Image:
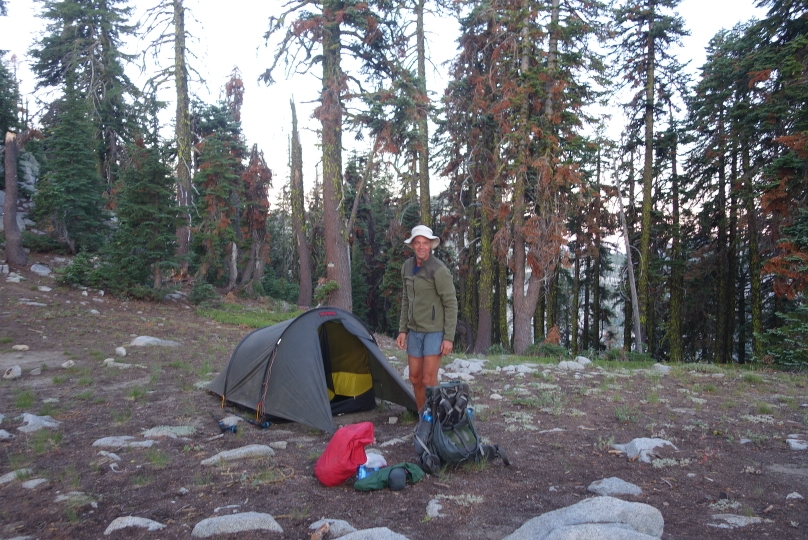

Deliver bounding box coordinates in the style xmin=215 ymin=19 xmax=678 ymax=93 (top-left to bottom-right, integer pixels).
xmin=406 ymin=331 xmax=444 ymax=357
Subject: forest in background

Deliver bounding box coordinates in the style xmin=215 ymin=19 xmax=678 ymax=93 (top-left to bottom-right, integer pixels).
xmin=0 ymin=0 xmax=806 ymax=368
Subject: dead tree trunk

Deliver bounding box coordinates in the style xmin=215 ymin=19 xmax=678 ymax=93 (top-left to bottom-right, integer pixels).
xmin=4 ymin=130 xmax=37 ymax=267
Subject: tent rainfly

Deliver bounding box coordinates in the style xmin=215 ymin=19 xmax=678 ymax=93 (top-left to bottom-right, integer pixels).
xmin=208 ymin=307 xmax=416 ymax=432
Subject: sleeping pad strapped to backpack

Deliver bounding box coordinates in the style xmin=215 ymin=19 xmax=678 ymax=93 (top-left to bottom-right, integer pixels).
xmin=413 ymin=381 xmax=509 ymax=475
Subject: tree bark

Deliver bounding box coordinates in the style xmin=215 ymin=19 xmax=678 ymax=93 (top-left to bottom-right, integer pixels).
xmin=319 ymin=1 xmax=352 ymax=311
xmin=3 ymin=131 xmax=28 ymax=267
xmin=415 ymin=0 xmax=430 ymax=227
xmin=582 ymin=258 xmax=590 ymax=350
xmin=173 ymin=0 xmax=192 ymax=276
xmin=511 ymin=21 xmax=542 ymax=355
xmin=715 ymin=107 xmax=729 ymax=363
xmin=475 ymin=205 xmax=494 ymax=353
xmin=638 ymin=8 xmax=655 ymax=349
xmin=727 ymin=150 xmax=738 ymax=362
xmin=742 ymin=141 xmax=762 ymax=358
xmin=290 ymin=100 xmax=313 ymax=307
xmin=497 ymin=254 xmax=509 ymax=348
xmin=668 ymin=127 xmax=684 ymax=363
xmin=617 ymin=168 xmax=644 ymax=353
xmin=571 ymin=251 xmax=580 ymax=354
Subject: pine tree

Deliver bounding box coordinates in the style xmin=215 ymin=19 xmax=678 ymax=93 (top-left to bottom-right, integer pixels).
xmin=611 ymin=0 xmax=688 ymax=353
xmin=262 ymin=0 xmax=404 ymax=311
xmin=33 ymin=81 xmax=108 ymax=253
xmin=238 ymin=144 xmax=272 ymax=295
xmin=31 ymin=0 xmax=137 ymax=186
xmin=0 ymin=53 xmax=20 ymax=137
xmin=191 ymin=131 xmax=242 ymax=286
xmin=94 ymin=139 xmax=180 ymax=294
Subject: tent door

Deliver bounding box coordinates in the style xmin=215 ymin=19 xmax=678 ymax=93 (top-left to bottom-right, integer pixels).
xmin=318 ymin=321 xmax=375 ymax=413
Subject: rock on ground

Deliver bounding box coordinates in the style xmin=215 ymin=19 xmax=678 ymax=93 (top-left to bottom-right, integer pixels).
xmin=499 ymin=364 xmax=538 ymax=374
xmin=21 ymin=478 xmax=48 ymax=489
xmin=502 ymin=496 xmax=664 ymax=540
xmin=558 ymin=360 xmax=586 ymax=371
xmin=142 ymin=425 xmax=196 ymax=438
xmin=92 ymin=436 xmax=156 ymax=449
xmin=708 ymin=514 xmax=773 ymax=529
xmin=104 ymin=516 xmax=166 ymax=535
xmin=309 ymin=519 xmax=357 ymax=538
xmin=30 ymin=264 xmax=52 ymax=276
xmin=0 ymin=468 xmax=32 ymax=484
xmin=129 ymin=336 xmax=181 ymax=347
xmin=588 ymin=477 xmax=643 ymax=496
xmin=339 ymin=527 xmax=410 ymax=540
xmin=18 ymin=413 xmax=61 ymax=433
xmin=612 ymin=438 xmax=677 ymax=464
xmin=201 ymin=444 xmax=275 ymax=466
xmin=443 ymin=358 xmax=487 ymax=374
xmin=3 ymin=365 xmax=22 ymax=379
xmin=191 ymin=512 xmax=283 ymax=537
xmin=426 ymin=499 xmax=445 ymax=518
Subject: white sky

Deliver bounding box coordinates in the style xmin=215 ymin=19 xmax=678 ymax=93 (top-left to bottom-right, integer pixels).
xmin=0 ymin=0 xmax=767 ymax=202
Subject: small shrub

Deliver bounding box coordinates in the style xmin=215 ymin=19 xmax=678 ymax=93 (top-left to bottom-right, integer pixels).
xmin=755 ymin=402 xmax=775 ymax=415
xmin=261 ymin=267 xmax=300 ymax=303
xmin=487 ymin=343 xmax=509 ymax=355
xmin=127 ymin=386 xmax=147 ymax=402
xmin=14 ymin=389 xmax=36 ymax=409
xmin=145 ymin=449 xmax=171 ymax=469
xmin=133 ymin=474 xmax=153 ymax=486
xmin=614 ymin=404 xmax=640 ymax=423
xmin=762 ymin=302 xmax=808 ymax=368
xmin=113 ymin=407 xmax=132 ymax=424
xmin=313 ymin=280 xmax=339 ymax=305
xmin=58 ymin=251 xmax=96 ymax=286
xmin=595 ymin=435 xmax=615 ymax=451
xmin=22 ymin=231 xmax=68 ymax=254
xmin=28 ymin=429 xmax=63 ymax=454
xmin=524 ymin=342 xmax=568 ymax=359
xmin=741 ymin=372 xmax=764 ymax=385
xmin=190 ymin=283 xmax=219 ymax=306
xmin=605 ymin=348 xmax=628 ymax=362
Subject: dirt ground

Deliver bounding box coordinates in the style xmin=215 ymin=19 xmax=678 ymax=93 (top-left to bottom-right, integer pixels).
xmin=1 ymin=254 xmax=807 ymax=539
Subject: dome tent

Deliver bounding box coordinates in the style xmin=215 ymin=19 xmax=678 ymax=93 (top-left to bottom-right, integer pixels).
xmin=207 ymin=307 xmax=416 ymax=433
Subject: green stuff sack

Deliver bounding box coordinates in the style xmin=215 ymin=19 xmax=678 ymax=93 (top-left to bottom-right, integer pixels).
xmin=353 ymin=462 xmax=425 ymax=491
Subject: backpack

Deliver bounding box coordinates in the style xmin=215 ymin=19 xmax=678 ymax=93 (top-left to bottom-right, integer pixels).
xmin=413 ymin=381 xmax=510 ymax=475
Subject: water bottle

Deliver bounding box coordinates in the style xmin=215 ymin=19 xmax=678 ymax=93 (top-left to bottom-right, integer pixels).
xmin=357 ymin=465 xmax=368 ymax=480
xmin=467 ymin=407 xmax=474 ymax=419
xmin=414 ymin=410 xmax=433 ymax=456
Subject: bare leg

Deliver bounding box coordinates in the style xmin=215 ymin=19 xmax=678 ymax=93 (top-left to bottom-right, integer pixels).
xmin=408 ymin=355 xmax=425 ymax=411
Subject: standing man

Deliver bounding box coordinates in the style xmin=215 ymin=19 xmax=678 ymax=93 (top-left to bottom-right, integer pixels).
xmin=397 ymin=225 xmax=458 ymax=411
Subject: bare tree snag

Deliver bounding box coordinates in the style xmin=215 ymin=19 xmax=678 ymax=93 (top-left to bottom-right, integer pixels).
xmin=290 ymin=99 xmax=312 ymax=307
xmin=3 ymin=130 xmax=38 ymax=268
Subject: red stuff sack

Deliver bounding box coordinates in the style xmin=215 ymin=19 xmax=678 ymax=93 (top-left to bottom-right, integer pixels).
xmin=314 ymin=422 xmax=375 ymax=487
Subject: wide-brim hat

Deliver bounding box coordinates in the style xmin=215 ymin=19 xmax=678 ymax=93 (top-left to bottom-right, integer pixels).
xmin=404 ymin=225 xmax=440 ymax=250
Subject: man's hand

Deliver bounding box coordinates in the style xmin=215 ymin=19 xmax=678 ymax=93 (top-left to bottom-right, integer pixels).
xmin=396 ymin=332 xmax=407 ymax=350
xmin=440 ymin=339 xmax=453 ymax=356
